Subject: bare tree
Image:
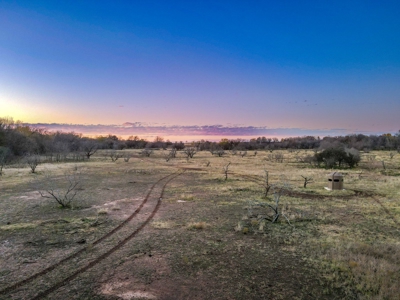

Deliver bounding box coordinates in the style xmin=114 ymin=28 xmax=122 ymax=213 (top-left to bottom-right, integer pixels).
xmin=223 ymin=162 xmax=231 ymax=180
xmin=141 ymin=148 xmax=153 ymax=157
xmin=163 ymin=151 xmax=172 ymax=162
xmin=301 ymin=175 xmax=313 ymax=188
xmin=25 ymin=154 xmax=40 ymax=173
xmin=262 ymin=169 xmax=271 ymax=198
xmin=81 ymin=140 xmax=98 ymax=159
xmin=214 ymin=149 xmax=225 ymax=157
xmin=246 ymin=182 xmax=292 ymax=225
xmin=38 ymin=171 xmax=83 ymax=208
xmin=107 ymin=149 xmax=122 ymax=162
xmin=0 ymin=147 xmax=10 ymax=176
xmin=123 ymin=153 xmax=132 ymax=162
xmin=169 ymin=148 xmax=177 ymax=158
xmin=183 ymin=147 xmax=197 ymax=160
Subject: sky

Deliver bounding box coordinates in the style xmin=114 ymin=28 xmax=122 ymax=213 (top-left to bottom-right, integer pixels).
xmin=1 ymin=0 xmax=399 ymax=140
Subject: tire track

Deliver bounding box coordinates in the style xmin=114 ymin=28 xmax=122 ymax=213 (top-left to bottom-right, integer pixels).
xmin=0 ymin=170 xmax=182 ymax=297
xmin=30 ymin=170 xmax=184 ymax=300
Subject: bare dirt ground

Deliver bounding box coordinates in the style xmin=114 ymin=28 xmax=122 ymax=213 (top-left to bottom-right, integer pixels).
xmin=0 ymin=150 xmax=399 ymax=299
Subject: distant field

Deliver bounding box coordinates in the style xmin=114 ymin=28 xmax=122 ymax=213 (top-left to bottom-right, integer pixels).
xmin=0 ymin=150 xmax=399 ymax=299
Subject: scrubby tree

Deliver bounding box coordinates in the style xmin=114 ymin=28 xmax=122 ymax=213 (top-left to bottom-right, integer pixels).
xmin=38 ymin=171 xmax=83 ymax=208
xmin=107 ymin=149 xmax=122 ymax=162
xmin=315 ymin=147 xmax=360 ymax=169
xmin=123 ymin=153 xmax=132 ymax=162
xmin=0 ymin=147 xmax=11 ymax=175
xmin=81 ymin=140 xmax=98 ymax=159
xmin=25 ymin=154 xmax=41 ymax=173
xmin=223 ymin=162 xmax=231 ymax=180
xmin=301 ymin=175 xmax=313 ymax=188
xmin=262 ymin=169 xmax=271 ymax=198
xmin=141 ymin=148 xmax=153 ymax=157
xmin=183 ymin=147 xmax=196 ymax=160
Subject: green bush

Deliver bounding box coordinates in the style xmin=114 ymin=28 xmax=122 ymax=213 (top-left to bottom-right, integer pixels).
xmin=315 ymin=147 xmax=360 ymax=169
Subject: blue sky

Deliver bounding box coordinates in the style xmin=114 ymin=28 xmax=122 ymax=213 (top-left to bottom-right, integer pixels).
xmin=1 ymin=0 xmax=399 ymax=139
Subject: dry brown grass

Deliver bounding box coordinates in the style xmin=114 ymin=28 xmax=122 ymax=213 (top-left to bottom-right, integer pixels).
xmin=186 ymin=221 xmax=209 ymax=230
xmin=0 ymin=149 xmax=399 ymax=299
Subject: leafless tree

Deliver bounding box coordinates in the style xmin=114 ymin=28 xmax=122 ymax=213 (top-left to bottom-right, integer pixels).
xmin=301 ymin=175 xmax=313 ymax=188
xmin=169 ymin=148 xmax=177 ymax=158
xmin=81 ymin=140 xmax=98 ymax=159
xmin=38 ymin=171 xmax=83 ymax=208
xmin=53 ymin=142 xmax=69 ymax=162
xmin=223 ymin=162 xmax=231 ymax=180
xmin=183 ymin=147 xmax=197 ymax=160
xmin=230 ymin=149 xmax=237 ymax=155
xmin=163 ymin=151 xmax=172 ymax=162
xmin=214 ymin=149 xmax=225 ymax=157
xmin=70 ymin=152 xmax=86 ymax=161
xmin=262 ymin=169 xmax=271 ymax=198
xmin=141 ymin=148 xmax=153 ymax=157
xmin=123 ymin=153 xmax=132 ymax=162
xmin=0 ymin=147 xmax=10 ymax=176
xmin=246 ymin=182 xmax=292 ymax=225
xmin=25 ymin=154 xmax=40 ymax=173
xmin=107 ymin=150 xmax=122 ymax=162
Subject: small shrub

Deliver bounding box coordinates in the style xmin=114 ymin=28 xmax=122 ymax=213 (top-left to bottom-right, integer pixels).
xmin=187 ymin=222 xmax=208 ymax=230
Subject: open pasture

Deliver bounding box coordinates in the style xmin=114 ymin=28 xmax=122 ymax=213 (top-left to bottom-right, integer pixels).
xmin=0 ymin=150 xmax=399 ymax=299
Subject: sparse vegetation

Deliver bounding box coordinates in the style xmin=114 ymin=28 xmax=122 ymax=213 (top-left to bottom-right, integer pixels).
xmin=25 ymin=154 xmax=40 ymax=173
xmin=301 ymin=175 xmax=313 ymax=188
xmin=141 ymin=148 xmax=153 ymax=157
xmin=0 ymin=126 xmax=399 ymax=299
xmin=107 ymin=149 xmax=122 ymax=162
xmin=0 ymin=146 xmax=10 ymax=175
xmin=223 ymin=162 xmax=231 ymax=180
xmin=182 ymin=147 xmax=196 ymax=160
xmin=37 ymin=170 xmax=83 ymax=208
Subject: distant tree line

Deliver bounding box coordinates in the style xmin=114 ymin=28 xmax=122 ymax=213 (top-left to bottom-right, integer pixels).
xmin=1 ymin=117 xmax=399 ymax=163
xmin=189 ymin=133 xmax=400 ymax=152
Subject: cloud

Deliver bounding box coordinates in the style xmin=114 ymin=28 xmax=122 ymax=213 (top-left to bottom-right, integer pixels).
xmin=26 ymin=122 xmax=387 ymax=141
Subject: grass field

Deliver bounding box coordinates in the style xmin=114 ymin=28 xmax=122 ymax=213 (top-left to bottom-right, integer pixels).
xmin=0 ymin=150 xmax=399 ymax=299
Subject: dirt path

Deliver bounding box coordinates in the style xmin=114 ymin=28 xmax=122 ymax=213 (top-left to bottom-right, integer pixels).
xmin=1 ymin=171 xmax=184 ymax=300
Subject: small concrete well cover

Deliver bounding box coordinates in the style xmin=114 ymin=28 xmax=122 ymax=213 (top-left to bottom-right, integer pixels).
xmin=327 ymin=172 xmax=344 ymax=190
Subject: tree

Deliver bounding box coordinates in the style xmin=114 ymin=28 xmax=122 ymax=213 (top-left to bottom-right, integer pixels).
xmin=81 ymin=140 xmax=98 ymax=159
xmin=141 ymin=148 xmax=153 ymax=157
xmin=262 ymin=169 xmax=271 ymax=197
xmin=183 ymin=147 xmax=196 ymax=160
xmin=107 ymin=149 xmax=122 ymax=162
xmin=123 ymin=153 xmax=132 ymax=162
xmin=241 ymin=182 xmax=292 ymax=232
xmin=315 ymin=147 xmax=360 ymax=169
xmin=172 ymin=141 xmax=185 ymax=150
xmin=38 ymin=171 xmax=83 ymax=208
xmin=301 ymin=175 xmax=313 ymax=188
xmin=25 ymin=154 xmax=40 ymax=173
xmin=223 ymin=162 xmax=231 ymax=180
xmin=0 ymin=147 xmax=11 ymax=175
